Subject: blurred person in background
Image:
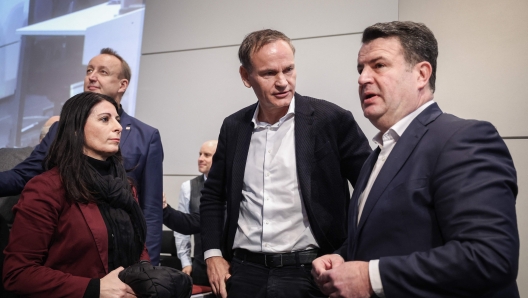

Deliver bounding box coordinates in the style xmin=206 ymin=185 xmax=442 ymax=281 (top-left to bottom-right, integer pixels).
xmin=39 ymin=116 xmax=60 ymax=142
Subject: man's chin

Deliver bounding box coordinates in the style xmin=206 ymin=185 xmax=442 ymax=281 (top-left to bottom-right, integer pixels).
xmin=85 ymin=88 xmax=101 ymax=94
xmin=362 ymin=105 xmax=381 ymax=117
xmin=271 ymin=96 xmax=293 ymax=107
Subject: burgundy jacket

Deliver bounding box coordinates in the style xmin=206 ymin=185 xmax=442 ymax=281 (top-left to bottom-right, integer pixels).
xmin=3 ymin=168 xmax=149 ymax=297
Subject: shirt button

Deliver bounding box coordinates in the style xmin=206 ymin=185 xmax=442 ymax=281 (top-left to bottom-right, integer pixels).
xmin=266 ymin=172 xmax=270 ymax=177
xmin=268 ymin=150 xmax=271 ymax=153
xmin=381 ymin=156 xmax=386 ymax=161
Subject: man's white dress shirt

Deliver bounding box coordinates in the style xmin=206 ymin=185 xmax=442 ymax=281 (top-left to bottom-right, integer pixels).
xmin=234 ymin=96 xmax=318 ymax=253
xmin=204 ymin=97 xmax=318 ymax=260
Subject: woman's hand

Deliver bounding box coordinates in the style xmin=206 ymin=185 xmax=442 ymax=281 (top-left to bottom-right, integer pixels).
xmin=100 ymin=267 xmax=136 ymax=298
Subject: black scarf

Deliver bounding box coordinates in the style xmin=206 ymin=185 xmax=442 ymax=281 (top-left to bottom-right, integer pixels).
xmin=87 ymin=157 xmax=147 ymax=270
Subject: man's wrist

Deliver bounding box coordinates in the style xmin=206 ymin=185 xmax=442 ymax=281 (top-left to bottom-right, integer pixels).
xmin=369 ymin=259 xmax=384 ymax=297
xmin=204 ymin=249 xmax=223 ymax=260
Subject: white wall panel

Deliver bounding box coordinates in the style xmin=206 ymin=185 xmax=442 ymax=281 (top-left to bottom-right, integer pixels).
xmin=142 ymin=0 xmax=398 ymax=54
xmin=505 ymin=139 xmax=528 ymax=296
xmin=136 ymin=45 xmax=249 ymax=175
xmin=293 ymin=34 xmax=379 ymax=144
xmin=399 ymin=0 xmax=528 ymax=137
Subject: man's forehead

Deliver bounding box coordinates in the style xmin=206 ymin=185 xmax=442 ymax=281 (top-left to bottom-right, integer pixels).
xmin=252 ymin=41 xmax=294 ymax=65
xmin=88 ymin=54 xmax=121 ymax=68
xmin=201 ymin=142 xmax=217 ymax=152
xmin=358 ymin=37 xmax=403 ymax=61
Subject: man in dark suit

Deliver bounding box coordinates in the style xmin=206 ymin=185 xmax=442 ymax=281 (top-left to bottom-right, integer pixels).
xmin=200 ymin=29 xmax=372 ymax=298
xmin=312 ymin=21 xmax=519 ymax=298
xmin=0 ymin=48 xmax=164 ymax=265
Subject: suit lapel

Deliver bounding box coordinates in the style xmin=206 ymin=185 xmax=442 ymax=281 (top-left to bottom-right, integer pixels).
xmin=353 ymin=104 xmax=443 ymax=251
xmin=347 ymin=147 xmax=380 ymax=258
xmin=294 ymin=95 xmax=315 ymax=210
xmin=119 ymin=110 xmax=132 ymax=149
xmin=78 ymin=203 xmax=109 ymax=273
xmin=350 ymin=147 xmax=380 ymax=232
xmin=231 ymin=105 xmax=257 ymax=218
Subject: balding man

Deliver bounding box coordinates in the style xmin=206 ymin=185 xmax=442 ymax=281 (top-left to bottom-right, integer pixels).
xmin=163 ymin=140 xmax=218 ymax=286
xmin=0 ymin=48 xmax=164 ymax=265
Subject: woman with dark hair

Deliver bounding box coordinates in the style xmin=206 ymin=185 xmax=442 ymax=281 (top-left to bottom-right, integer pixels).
xmin=3 ymin=92 xmax=149 ymax=298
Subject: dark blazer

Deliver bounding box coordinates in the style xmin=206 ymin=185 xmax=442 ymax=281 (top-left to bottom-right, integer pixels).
xmin=3 ymin=168 xmax=150 ymax=297
xmin=200 ymin=93 xmax=371 ymax=259
xmin=340 ymin=103 xmax=519 ymax=297
xmin=0 ymin=110 xmax=164 ymax=265
xmin=163 ymin=205 xmax=200 ymax=235
xmin=163 ymin=176 xmax=203 ymax=235
xmin=0 ymin=147 xmax=33 ymax=226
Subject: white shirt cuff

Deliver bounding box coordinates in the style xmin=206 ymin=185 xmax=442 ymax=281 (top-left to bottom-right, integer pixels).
xmin=369 ymin=259 xmax=385 ymax=297
xmin=180 ymin=256 xmax=192 ymax=268
xmin=204 ymin=249 xmax=223 ymax=260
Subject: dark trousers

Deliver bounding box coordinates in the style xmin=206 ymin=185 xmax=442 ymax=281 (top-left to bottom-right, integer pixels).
xmin=191 ymin=258 xmax=210 ymax=286
xmin=226 ymin=257 xmax=325 ymax=298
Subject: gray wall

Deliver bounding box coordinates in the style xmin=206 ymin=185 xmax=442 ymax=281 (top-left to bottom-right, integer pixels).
xmin=137 ymin=0 xmax=527 ymax=294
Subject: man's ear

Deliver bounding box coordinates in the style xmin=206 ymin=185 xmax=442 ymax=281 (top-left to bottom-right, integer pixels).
xmin=415 ymin=61 xmax=432 ymax=90
xmin=239 ymin=66 xmax=252 ymax=88
xmin=118 ymin=79 xmax=129 ymax=93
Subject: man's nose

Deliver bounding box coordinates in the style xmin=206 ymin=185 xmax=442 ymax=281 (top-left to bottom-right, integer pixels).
xmin=275 ymin=73 xmax=287 ymax=88
xmin=358 ymin=68 xmax=372 ymax=86
xmin=88 ymin=72 xmax=97 ymax=81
